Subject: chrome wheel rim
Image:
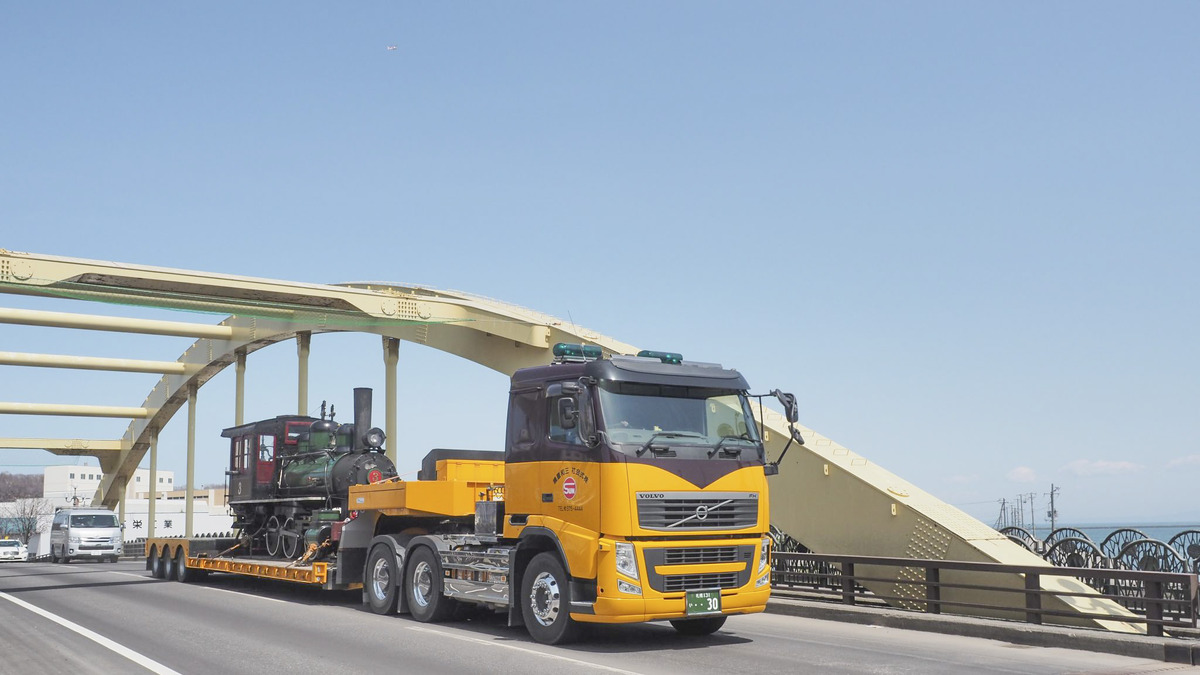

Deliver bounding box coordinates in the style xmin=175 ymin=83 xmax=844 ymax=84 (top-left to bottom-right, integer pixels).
xmin=412 ymin=560 xmax=433 ymax=607
xmin=529 ymin=571 xmax=561 ymax=627
xmin=371 ymin=557 xmax=391 ymax=600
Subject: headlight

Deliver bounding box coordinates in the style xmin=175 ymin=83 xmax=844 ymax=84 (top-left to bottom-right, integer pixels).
xmin=69 ymin=534 xmax=80 ymax=543
xmin=758 ymin=537 xmax=771 ymax=574
xmin=615 ymin=542 xmax=639 ymax=581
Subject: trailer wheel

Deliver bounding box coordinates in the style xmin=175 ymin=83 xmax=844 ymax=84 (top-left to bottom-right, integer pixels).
xmin=146 ymin=546 xmax=157 ymax=574
xmin=174 ymin=548 xmax=204 ymax=582
xmin=405 ymin=546 xmax=454 ymax=622
xmin=165 ymin=548 xmax=179 ymax=581
xmin=152 ymin=547 xmax=169 ymax=579
xmin=669 ymin=616 xmax=726 ymax=636
xmin=521 ymin=552 xmax=579 ymax=645
xmin=365 ymin=545 xmax=399 ymax=615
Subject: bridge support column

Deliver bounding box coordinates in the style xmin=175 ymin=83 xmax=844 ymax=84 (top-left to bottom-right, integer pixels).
xmin=297 ymin=332 xmax=311 ymax=416
xmin=148 ymin=430 xmax=157 ymax=539
xmin=117 ymin=479 xmax=126 ymax=531
xmin=186 ymin=383 xmax=196 ymax=538
xmin=235 ymin=350 xmax=246 ymax=426
xmin=383 ymin=337 xmax=399 ymax=466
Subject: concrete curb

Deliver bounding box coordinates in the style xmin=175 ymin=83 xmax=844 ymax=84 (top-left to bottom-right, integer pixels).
xmin=765 ymin=596 xmax=1200 ymax=665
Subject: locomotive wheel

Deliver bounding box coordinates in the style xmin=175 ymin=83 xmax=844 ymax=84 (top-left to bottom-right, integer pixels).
xmin=281 ymin=517 xmax=300 ymax=559
xmin=521 ymin=552 xmax=579 ymax=645
xmin=405 ymin=547 xmax=454 ymax=623
xmin=670 ymin=616 xmax=727 ymax=636
xmin=264 ymin=516 xmax=282 ymax=557
xmin=365 ymin=545 xmax=399 ymax=615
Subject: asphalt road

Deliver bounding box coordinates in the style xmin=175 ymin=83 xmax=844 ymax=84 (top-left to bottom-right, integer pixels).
xmin=1 ymin=560 xmax=1197 ymax=675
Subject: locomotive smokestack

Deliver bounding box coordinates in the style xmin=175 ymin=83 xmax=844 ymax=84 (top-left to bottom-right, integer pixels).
xmin=352 ymin=387 xmax=372 ymax=454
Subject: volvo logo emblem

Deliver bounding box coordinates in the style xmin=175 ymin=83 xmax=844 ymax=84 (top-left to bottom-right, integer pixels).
xmin=694 ymin=504 xmax=709 ymax=521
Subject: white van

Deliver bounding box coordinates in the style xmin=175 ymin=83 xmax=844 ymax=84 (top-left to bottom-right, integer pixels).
xmin=49 ymin=508 xmax=123 ymax=563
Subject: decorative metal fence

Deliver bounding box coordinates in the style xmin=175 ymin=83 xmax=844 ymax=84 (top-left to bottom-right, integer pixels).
xmin=771 ymin=551 xmax=1199 ymax=637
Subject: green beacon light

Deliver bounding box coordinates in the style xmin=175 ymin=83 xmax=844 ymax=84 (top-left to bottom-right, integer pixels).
xmin=637 ymin=349 xmax=683 ymax=364
xmin=553 ymin=343 xmax=602 ymax=362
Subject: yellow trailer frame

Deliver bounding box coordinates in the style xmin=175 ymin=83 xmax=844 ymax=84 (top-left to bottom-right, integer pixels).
xmin=144 ymin=537 xmax=355 ymax=590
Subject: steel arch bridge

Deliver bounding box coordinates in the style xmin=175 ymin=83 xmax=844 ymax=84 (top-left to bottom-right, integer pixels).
xmin=0 ymin=249 xmax=1140 ymax=631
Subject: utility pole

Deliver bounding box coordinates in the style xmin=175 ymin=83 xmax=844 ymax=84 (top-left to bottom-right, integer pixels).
xmin=1046 ymin=484 xmax=1060 ymax=532
xmin=1026 ymin=492 xmax=1038 ymax=537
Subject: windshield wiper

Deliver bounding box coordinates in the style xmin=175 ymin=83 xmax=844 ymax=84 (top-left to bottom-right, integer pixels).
xmin=708 ymin=434 xmax=753 ymax=458
xmin=637 ymin=431 xmax=704 ymax=457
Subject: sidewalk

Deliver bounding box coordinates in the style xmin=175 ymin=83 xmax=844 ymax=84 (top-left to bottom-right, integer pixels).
xmin=765 ymin=595 xmax=1200 ymax=665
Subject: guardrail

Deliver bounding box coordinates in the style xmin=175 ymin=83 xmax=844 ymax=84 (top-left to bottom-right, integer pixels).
xmin=772 ymin=551 xmax=1200 ymax=637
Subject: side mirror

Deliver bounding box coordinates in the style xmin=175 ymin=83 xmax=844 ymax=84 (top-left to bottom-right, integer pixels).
xmin=558 ymin=397 xmax=578 ymax=429
xmin=772 ymin=390 xmax=799 ymax=424
xmin=764 ymin=463 xmax=779 ymax=476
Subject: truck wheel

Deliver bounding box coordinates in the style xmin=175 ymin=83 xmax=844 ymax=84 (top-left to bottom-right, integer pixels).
xmin=50 ymin=545 xmax=59 ymax=564
xmin=146 ymin=546 xmax=157 ymax=574
xmin=405 ymin=546 xmax=454 ymax=622
xmin=521 ymin=552 xmax=579 ymax=645
xmin=365 ymin=545 xmax=399 ymax=615
xmin=669 ymin=616 xmax=727 ymax=636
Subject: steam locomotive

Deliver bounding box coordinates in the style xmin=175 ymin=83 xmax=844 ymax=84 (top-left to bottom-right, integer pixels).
xmin=223 ymin=388 xmax=397 ymax=558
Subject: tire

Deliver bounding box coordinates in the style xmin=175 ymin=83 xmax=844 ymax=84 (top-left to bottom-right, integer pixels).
xmin=174 ymin=549 xmax=201 ymax=582
xmin=521 ymin=552 xmax=579 ymax=645
xmin=109 ymin=556 xmax=119 ymax=564
xmin=365 ymin=544 xmax=399 ymax=615
xmin=50 ymin=545 xmax=59 ymax=564
xmin=405 ymin=546 xmax=454 ymax=622
xmin=669 ymin=616 xmax=727 ymax=636
xmin=146 ymin=546 xmax=157 ymax=574
xmin=152 ymin=547 xmax=169 ymax=579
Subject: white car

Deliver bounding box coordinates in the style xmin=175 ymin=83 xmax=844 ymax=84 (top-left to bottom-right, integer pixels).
xmin=0 ymin=539 xmax=27 ymax=561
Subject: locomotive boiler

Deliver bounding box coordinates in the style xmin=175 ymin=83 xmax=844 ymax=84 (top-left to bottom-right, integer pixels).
xmin=223 ymin=388 xmax=397 ymax=558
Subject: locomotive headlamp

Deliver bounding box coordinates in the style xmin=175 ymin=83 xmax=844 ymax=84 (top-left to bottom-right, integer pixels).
xmin=636 ymin=350 xmax=683 ymax=364
xmin=364 ymin=427 xmax=386 ymax=449
xmin=614 ymin=541 xmax=639 ymax=581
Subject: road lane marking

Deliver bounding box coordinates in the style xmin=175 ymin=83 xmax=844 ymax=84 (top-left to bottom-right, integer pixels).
xmin=0 ymin=591 xmax=182 ymax=675
xmin=406 ymin=625 xmax=644 ymax=674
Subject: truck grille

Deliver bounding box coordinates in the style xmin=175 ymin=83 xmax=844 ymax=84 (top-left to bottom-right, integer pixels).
xmin=662 ymin=573 xmax=740 ymax=593
xmin=636 ymin=492 xmax=758 ymax=530
xmin=663 ymin=547 xmax=739 ymax=565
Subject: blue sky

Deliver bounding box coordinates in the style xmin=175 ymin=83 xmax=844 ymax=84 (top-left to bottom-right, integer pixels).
xmin=1 ymin=3 xmax=1197 ymax=526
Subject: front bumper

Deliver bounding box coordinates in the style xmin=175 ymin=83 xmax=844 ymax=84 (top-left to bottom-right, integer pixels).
xmin=575 ymin=535 xmax=771 ymax=624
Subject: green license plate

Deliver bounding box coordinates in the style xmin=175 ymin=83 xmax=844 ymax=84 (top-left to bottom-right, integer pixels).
xmin=686 ymin=589 xmax=722 ymax=616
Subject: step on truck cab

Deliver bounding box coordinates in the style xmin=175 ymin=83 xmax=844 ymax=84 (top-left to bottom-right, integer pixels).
xmin=345 ymin=344 xmax=803 ymax=644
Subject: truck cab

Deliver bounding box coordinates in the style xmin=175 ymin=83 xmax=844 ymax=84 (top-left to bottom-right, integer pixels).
xmin=499 ymin=346 xmax=779 ymax=641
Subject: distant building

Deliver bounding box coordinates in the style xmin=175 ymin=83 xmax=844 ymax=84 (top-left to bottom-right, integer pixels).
xmin=43 ymin=464 xmax=175 ymax=505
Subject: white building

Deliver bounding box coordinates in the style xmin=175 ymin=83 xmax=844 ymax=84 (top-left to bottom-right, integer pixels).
xmin=43 ymin=464 xmax=175 ymax=505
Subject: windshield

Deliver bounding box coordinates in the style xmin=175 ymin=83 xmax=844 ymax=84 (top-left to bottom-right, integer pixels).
xmin=70 ymin=514 xmax=119 ymax=528
xmin=597 ymin=382 xmax=761 ymax=460
xmin=0 ymin=541 xmax=18 ymax=548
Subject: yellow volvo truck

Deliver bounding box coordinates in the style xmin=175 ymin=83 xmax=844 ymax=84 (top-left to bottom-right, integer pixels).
xmin=148 ymin=344 xmax=802 ymax=644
